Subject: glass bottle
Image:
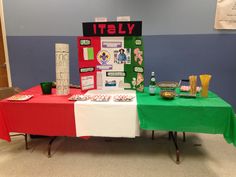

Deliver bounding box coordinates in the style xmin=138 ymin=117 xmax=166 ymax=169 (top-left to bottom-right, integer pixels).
xmin=149 ymin=72 xmax=156 ymax=96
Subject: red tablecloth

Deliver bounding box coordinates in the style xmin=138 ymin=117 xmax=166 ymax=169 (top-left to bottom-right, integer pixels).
xmin=0 ymin=86 xmax=84 ymax=141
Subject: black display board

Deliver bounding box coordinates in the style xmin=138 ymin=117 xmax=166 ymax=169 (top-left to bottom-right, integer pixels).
xmin=83 ymin=21 xmax=142 ymax=36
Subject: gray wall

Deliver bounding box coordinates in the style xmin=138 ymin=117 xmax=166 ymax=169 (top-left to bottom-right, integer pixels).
xmin=3 ymin=0 xmax=236 ymax=110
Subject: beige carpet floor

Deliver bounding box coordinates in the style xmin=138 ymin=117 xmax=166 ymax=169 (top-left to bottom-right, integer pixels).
xmin=0 ymin=132 xmax=236 ymax=177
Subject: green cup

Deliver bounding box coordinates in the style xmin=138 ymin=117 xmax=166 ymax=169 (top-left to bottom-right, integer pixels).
xmin=40 ymin=82 xmax=53 ymax=94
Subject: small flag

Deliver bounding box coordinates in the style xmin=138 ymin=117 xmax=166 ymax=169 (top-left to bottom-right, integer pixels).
xmin=83 ymin=48 xmax=94 ymax=60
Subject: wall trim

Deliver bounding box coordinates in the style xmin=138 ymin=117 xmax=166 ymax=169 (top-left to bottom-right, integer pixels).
xmin=0 ymin=0 xmax=12 ymax=87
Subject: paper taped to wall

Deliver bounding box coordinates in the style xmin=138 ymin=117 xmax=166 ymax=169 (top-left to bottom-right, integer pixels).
xmin=215 ymin=0 xmax=236 ymax=29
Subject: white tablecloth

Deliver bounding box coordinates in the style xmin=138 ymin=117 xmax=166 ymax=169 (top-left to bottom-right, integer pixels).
xmin=74 ymin=90 xmax=140 ymax=138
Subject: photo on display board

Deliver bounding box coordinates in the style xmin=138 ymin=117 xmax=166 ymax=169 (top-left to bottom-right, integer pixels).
xmin=114 ymin=48 xmax=131 ymax=64
xmin=81 ymin=75 xmax=94 ymax=90
xmin=105 ymin=80 xmax=117 ymax=87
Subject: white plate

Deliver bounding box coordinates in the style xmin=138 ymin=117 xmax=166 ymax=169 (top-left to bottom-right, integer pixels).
xmin=7 ymin=95 xmax=33 ymax=101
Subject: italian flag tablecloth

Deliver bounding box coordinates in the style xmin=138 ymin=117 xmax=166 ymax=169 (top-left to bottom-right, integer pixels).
xmin=74 ymin=90 xmax=140 ymax=138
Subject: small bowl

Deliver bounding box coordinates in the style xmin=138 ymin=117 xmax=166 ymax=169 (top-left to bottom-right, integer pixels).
xmin=160 ymin=90 xmax=176 ymax=100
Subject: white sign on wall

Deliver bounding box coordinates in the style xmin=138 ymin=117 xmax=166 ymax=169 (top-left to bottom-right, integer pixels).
xmin=117 ymin=16 xmax=131 ymax=21
xmin=215 ymin=0 xmax=236 ymax=29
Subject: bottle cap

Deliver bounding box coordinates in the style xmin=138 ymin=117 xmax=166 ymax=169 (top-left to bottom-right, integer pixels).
xmin=151 ymin=72 xmax=155 ymax=76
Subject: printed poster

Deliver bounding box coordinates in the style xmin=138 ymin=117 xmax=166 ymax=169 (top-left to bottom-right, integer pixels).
xmin=215 ymin=0 xmax=236 ymax=29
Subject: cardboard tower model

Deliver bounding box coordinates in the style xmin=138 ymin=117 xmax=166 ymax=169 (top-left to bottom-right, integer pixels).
xmin=55 ymin=43 xmax=70 ymax=95
xmin=78 ymin=21 xmax=144 ymax=92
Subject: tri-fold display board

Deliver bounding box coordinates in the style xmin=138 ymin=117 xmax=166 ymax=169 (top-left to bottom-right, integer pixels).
xmin=77 ymin=21 xmax=144 ymax=92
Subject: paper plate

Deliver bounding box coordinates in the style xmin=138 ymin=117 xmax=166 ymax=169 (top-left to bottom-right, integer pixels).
xmin=7 ymin=95 xmax=33 ymax=101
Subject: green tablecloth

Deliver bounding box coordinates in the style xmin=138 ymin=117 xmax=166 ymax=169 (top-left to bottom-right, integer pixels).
xmin=136 ymin=88 xmax=236 ymax=146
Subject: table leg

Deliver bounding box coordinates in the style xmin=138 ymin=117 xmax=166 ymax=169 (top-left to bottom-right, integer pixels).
xmin=152 ymin=131 xmax=155 ymax=140
xmin=10 ymin=133 xmax=29 ymax=150
xmin=24 ymin=134 xmax=29 ymax=150
xmin=175 ymin=132 xmax=178 ymax=142
xmin=169 ymin=131 xmax=180 ymax=164
xmin=183 ymin=132 xmax=186 ymax=142
xmin=48 ymin=136 xmax=57 ymax=158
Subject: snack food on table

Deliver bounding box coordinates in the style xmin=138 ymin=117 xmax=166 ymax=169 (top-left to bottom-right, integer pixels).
xmin=68 ymin=94 xmax=90 ymax=101
xmin=160 ymin=91 xmax=176 ymax=99
xmin=90 ymin=94 xmax=111 ymax=102
xmin=189 ymin=75 xmax=197 ymax=95
xmin=180 ymin=86 xmax=201 ymax=92
xmin=113 ymin=95 xmax=135 ymax=102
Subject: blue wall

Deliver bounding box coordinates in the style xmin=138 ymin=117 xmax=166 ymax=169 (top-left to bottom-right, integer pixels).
xmin=7 ymin=36 xmax=79 ymax=88
xmin=7 ymin=35 xmax=236 ymax=109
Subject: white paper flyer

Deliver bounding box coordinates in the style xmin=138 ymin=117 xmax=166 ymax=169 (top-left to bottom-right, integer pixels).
xmin=215 ymin=0 xmax=236 ymax=29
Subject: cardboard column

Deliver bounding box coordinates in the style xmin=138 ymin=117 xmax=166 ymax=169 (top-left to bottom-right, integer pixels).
xmin=55 ymin=43 xmax=70 ymax=95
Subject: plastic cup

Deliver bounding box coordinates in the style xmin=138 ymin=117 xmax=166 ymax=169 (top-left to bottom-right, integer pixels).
xmin=40 ymin=82 xmax=53 ymax=94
